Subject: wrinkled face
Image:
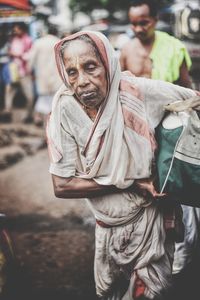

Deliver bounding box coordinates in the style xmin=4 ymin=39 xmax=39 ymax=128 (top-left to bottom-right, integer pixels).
xmin=129 ymin=4 xmax=157 ymax=42
xmin=63 ymin=39 xmax=108 ymax=109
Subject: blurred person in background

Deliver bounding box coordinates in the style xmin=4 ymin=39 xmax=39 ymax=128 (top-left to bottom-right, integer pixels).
xmin=119 ymin=0 xmax=200 ymax=298
xmin=28 ymin=25 xmax=62 ymax=127
xmin=120 ymin=0 xmax=192 ymax=88
xmin=0 ymin=25 xmax=11 ymax=113
xmin=5 ymin=22 xmax=34 ymax=122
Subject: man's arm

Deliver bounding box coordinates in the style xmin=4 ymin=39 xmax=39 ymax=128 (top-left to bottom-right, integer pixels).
xmin=119 ymin=46 xmax=127 ymax=71
xmin=52 ymin=174 xmax=121 ymax=199
xmin=175 ymin=60 xmax=192 ymax=88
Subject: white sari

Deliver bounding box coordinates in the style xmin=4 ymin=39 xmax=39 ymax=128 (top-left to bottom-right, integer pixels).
xmin=47 ymin=31 xmax=196 ymax=299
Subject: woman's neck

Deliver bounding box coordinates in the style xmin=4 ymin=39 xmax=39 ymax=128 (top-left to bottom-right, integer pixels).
xmin=84 ymin=106 xmax=98 ymax=121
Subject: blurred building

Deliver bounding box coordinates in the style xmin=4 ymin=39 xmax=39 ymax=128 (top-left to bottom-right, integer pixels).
xmin=0 ymin=0 xmax=32 ymax=24
xmin=34 ymin=0 xmax=73 ymax=37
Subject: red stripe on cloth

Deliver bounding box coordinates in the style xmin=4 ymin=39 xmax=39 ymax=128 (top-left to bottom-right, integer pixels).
xmin=95 ymin=131 xmax=106 ymax=159
xmin=133 ymin=274 xmax=146 ymax=298
xmin=96 ymin=220 xmax=112 ymax=228
xmin=87 ymin=33 xmax=109 ymax=74
xmin=120 ymin=79 xmax=143 ymax=100
xmin=122 ymin=107 xmax=157 ymax=151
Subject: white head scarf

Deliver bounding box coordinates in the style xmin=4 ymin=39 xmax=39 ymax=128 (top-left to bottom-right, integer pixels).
xmin=47 ymin=30 xmax=156 ymax=188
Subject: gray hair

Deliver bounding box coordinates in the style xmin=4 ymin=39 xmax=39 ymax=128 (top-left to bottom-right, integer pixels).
xmin=60 ymin=34 xmax=102 ymax=62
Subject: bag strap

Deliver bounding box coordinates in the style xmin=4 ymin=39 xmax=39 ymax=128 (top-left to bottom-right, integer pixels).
xmin=160 ymin=123 xmax=185 ymax=193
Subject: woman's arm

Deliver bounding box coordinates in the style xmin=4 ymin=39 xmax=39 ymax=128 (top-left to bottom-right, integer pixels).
xmin=52 ymin=174 xmax=165 ymax=199
xmin=52 ymin=174 xmax=121 ymax=199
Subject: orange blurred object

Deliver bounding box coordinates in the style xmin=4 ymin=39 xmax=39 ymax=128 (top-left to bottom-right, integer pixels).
xmin=0 ymin=0 xmax=30 ymax=10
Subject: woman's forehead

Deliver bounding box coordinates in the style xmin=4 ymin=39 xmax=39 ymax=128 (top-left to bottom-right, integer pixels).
xmin=63 ymin=39 xmax=99 ymax=61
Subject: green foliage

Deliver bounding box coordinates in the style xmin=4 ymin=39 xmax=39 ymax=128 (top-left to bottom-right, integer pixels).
xmin=69 ymin=0 xmax=175 ymax=16
xmin=69 ymin=0 xmax=131 ymax=14
xmin=69 ymin=0 xmax=105 ymax=13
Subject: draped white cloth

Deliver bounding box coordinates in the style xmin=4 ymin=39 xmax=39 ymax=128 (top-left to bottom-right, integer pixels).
xmin=46 ymin=31 xmax=196 ymax=299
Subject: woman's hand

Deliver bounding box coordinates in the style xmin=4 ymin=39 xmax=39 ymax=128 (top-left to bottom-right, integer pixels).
xmin=133 ymin=178 xmax=166 ymax=199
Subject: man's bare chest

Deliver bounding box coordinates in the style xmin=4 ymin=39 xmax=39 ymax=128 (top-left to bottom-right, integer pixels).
xmin=125 ymin=46 xmax=153 ymax=78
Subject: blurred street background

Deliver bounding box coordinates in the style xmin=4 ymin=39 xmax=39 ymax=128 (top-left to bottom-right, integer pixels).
xmin=0 ymin=0 xmax=200 ymax=299
xmin=0 ymin=110 xmax=97 ymax=300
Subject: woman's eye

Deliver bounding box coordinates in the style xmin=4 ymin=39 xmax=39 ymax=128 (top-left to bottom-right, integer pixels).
xmin=87 ymin=64 xmax=96 ymax=71
xmin=67 ymin=69 xmax=76 ymax=76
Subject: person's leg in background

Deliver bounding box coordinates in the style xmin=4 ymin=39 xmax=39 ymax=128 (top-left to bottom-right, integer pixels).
xmin=2 ymin=63 xmax=16 ymax=120
xmin=4 ymin=84 xmax=16 ymax=113
xmin=20 ymin=75 xmax=34 ymax=122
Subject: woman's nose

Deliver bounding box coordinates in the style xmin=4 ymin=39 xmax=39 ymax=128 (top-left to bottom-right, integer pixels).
xmin=77 ymin=71 xmax=89 ymax=86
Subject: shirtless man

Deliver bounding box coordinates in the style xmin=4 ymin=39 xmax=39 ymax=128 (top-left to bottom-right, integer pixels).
xmin=120 ymin=0 xmax=192 ymax=88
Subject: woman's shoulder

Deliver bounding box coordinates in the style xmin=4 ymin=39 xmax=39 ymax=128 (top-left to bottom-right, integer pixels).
xmin=54 ymin=85 xmax=74 ymax=107
xmin=59 ymin=93 xmax=76 ymax=113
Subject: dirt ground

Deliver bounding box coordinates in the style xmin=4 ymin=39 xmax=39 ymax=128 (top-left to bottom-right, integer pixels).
xmin=0 ymin=147 xmax=98 ymax=300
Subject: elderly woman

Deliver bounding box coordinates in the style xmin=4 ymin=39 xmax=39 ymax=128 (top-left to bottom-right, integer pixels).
xmin=47 ymin=31 xmax=196 ymax=300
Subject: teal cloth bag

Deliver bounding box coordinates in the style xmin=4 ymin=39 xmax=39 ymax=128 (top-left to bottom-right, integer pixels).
xmin=156 ymin=110 xmax=200 ymax=207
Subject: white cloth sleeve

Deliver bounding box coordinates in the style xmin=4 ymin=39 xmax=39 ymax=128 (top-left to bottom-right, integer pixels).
xmin=49 ymin=115 xmax=78 ymax=178
xmin=134 ymin=77 xmax=196 ymax=129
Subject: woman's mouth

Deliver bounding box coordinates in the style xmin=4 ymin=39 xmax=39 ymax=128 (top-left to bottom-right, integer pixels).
xmin=81 ymin=91 xmax=96 ymax=100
